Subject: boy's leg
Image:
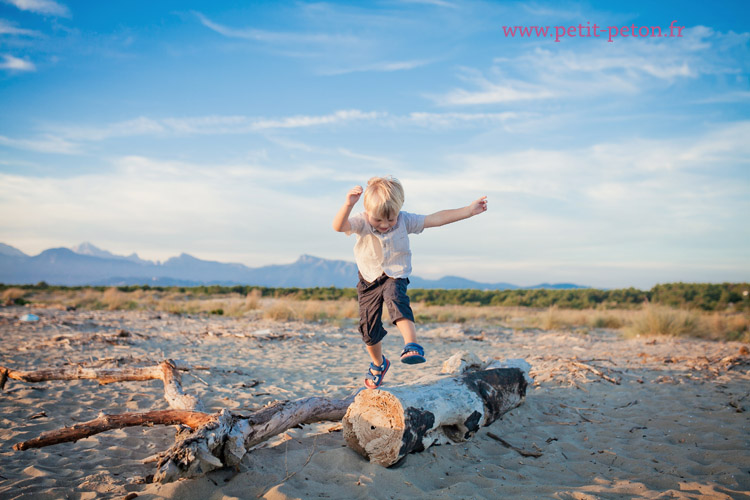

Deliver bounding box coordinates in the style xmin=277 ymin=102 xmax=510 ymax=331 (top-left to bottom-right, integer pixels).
xmin=365 ymin=342 xmax=385 ymax=372
xmin=383 ymin=277 xmax=418 ymax=344
xmin=394 ymin=318 xmax=417 ymax=344
xmin=384 ymin=277 xmax=426 ymax=363
xmin=357 ymin=274 xmax=389 ymax=371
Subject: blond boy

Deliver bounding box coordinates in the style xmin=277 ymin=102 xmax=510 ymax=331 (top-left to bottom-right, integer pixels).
xmin=333 ymin=176 xmax=487 ymax=389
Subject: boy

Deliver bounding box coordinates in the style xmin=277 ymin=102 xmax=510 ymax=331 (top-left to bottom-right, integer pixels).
xmin=332 ymin=176 xmax=488 ymax=389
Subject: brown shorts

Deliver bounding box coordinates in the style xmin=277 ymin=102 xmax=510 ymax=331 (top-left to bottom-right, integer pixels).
xmin=357 ymin=272 xmax=414 ymax=346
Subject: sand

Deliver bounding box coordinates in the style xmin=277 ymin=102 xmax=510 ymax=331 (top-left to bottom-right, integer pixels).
xmin=1 ymin=305 xmax=749 ymax=500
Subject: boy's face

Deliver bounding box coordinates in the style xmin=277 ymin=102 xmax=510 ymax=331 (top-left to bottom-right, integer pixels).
xmin=365 ymin=211 xmax=398 ymax=233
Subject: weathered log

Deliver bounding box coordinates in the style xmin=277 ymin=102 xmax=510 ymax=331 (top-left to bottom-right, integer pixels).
xmin=153 ymin=394 xmax=356 ymax=483
xmin=342 ymin=367 xmax=527 ymax=466
xmin=0 ymin=360 xmax=204 ymax=411
xmin=13 ymin=410 xmax=214 ymax=451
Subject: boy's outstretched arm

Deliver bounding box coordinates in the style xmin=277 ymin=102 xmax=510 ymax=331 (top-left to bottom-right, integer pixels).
xmin=423 ymin=196 xmax=487 ymax=229
xmin=332 ymin=185 xmax=363 ymax=232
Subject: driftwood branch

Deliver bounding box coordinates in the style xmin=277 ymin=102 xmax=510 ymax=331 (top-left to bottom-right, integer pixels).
xmin=570 ymin=360 xmax=621 ymax=385
xmin=0 ymin=360 xmax=204 ymax=411
xmin=0 ymin=359 xmax=188 ymax=385
xmin=13 ymin=410 xmax=214 ymax=451
xmin=487 ymin=431 xmax=542 ymax=458
xmin=154 ymin=394 xmax=356 ymax=483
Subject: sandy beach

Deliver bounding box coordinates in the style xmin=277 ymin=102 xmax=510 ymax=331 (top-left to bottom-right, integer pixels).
xmin=1 ymin=305 xmax=748 ymax=500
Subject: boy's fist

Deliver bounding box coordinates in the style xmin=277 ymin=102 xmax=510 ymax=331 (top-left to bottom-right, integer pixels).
xmin=347 ymin=186 xmax=363 ymax=206
xmin=470 ymin=196 xmax=488 ymax=216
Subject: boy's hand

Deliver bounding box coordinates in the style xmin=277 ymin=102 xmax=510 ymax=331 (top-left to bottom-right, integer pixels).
xmin=469 ymin=196 xmax=488 ymax=216
xmin=346 ymin=186 xmax=363 ymax=206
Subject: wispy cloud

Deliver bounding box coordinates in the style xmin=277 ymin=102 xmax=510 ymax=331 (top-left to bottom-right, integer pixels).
xmin=194 ymin=11 xmax=358 ymax=45
xmin=0 ymin=133 xmax=78 ymax=153
xmin=320 ymin=59 xmax=432 ymax=75
xmin=0 ymin=18 xmax=42 ymax=36
xmin=35 ymin=109 xmax=530 ymax=143
xmin=436 ymin=79 xmax=556 ymax=105
xmin=519 ymin=2 xmax=585 ymax=20
xmin=397 ymin=0 xmax=458 ymax=8
xmin=336 ymin=148 xmax=394 ymax=165
xmin=406 ymin=111 xmax=520 ymax=127
xmin=48 ymin=110 xmax=384 ymax=142
xmin=249 ymin=110 xmax=383 ymax=130
xmin=0 ymin=54 xmax=35 ymax=71
xmin=2 ymin=0 xmax=70 ymax=17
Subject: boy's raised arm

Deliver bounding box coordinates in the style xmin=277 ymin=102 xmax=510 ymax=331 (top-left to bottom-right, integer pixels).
xmin=332 ymin=185 xmax=363 ymax=233
xmin=423 ymin=196 xmax=487 ymax=229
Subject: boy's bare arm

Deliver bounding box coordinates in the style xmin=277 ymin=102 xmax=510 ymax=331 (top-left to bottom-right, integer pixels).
xmin=332 ymin=185 xmax=363 ymax=232
xmin=423 ymin=196 xmax=487 ymax=229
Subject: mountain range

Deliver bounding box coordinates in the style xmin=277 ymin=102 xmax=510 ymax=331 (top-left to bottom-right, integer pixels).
xmin=0 ymin=242 xmax=587 ymax=290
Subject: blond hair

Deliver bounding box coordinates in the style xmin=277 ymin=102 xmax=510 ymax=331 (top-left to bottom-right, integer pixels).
xmin=363 ymin=176 xmax=404 ymax=219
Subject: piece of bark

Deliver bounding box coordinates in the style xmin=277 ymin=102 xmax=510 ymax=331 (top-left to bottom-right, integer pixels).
xmin=153 ymin=394 xmax=356 ymax=483
xmin=342 ymin=367 xmax=527 ymax=467
xmin=13 ymin=410 xmax=214 ymax=451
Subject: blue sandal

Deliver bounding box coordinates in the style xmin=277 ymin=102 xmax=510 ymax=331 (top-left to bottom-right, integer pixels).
xmin=364 ymin=356 xmax=390 ymax=389
xmin=400 ymin=343 xmax=426 ymax=364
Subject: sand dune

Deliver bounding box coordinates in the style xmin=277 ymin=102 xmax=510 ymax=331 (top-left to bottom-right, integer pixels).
xmin=1 ymin=306 xmax=748 ymax=499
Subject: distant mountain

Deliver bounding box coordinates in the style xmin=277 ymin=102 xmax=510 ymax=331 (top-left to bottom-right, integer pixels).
xmin=0 ymin=243 xmax=27 ymax=258
xmin=72 ymin=242 xmax=151 ymax=265
xmin=409 ymin=275 xmax=520 ymax=290
xmin=0 ymin=242 xmax=588 ymax=290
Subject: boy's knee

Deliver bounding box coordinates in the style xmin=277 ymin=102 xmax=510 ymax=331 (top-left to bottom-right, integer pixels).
xmin=360 ymin=324 xmax=387 ymax=345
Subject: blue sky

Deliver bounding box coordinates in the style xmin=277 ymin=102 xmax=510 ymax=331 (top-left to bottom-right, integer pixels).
xmin=1 ymin=0 xmax=748 ymax=288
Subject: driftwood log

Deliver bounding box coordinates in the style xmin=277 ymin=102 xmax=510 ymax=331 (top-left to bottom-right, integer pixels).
xmin=0 ymin=360 xmax=204 ymax=411
xmin=342 ymin=366 xmax=528 ymax=466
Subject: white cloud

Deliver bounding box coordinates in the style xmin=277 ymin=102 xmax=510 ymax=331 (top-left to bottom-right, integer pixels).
xmin=397 ymin=0 xmax=458 ymax=8
xmin=0 ymin=19 xmax=41 ymax=36
xmin=58 ymin=117 xmax=166 ymax=141
xmin=336 ymin=148 xmax=394 ymax=164
xmin=47 ymin=110 xmax=385 ymax=142
xmin=250 ymin=110 xmax=383 ymax=130
xmin=0 ymin=54 xmax=35 ymax=71
xmin=194 ymin=11 xmax=358 ymax=45
xmin=406 ymin=111 xmax=522 ymax=129
xmin=2 ymin=0 xmax=69 ymax=17
xmin=32 ymin=110 xmax=538 ymax=145
xmin=434 ymin=70 xmax=557 ymax=105
xmin=0 ymin=133 xmax=78 ymax=153
xmin=320 ymin=59 xmax=432 ymax=75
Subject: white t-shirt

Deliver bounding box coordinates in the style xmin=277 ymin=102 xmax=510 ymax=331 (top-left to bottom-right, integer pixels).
xmin=346 ymin=211 xmax=426 ymax=282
